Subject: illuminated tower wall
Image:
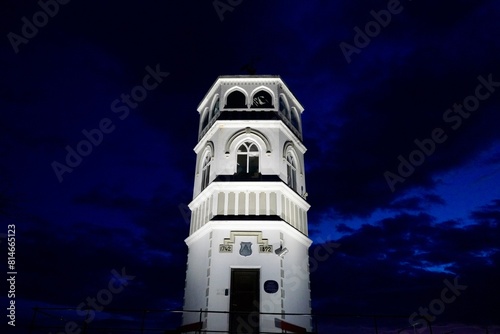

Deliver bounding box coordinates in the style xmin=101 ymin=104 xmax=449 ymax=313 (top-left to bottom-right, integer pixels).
xmin=183 ymin=75 xmax=312 ymax=333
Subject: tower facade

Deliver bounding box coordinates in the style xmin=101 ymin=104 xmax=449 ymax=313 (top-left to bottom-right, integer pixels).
xmin=183 ymin=76 xmax=312 ymax=333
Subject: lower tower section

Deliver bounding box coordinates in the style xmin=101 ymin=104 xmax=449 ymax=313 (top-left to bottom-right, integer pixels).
xmin=183 ymin=220 xmax=312 ymax=333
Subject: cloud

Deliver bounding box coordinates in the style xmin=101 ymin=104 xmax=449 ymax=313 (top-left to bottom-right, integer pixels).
xmin=310 ymin=200 xmax=500 ymax=326
xmin=389 ymin=193 xmax=446 ymax=211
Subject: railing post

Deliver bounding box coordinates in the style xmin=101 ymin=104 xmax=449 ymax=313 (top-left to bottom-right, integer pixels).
xmin=198 ymin=308 xmax=203 ymax=334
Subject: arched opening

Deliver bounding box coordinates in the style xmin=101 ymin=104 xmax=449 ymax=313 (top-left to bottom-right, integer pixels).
xmin=252 ymin=90 xmax=273 ymax=108
xmin=200 ymin=108 xmax=209 ymax=131
xmin=225 ymin=90 xmax=246 ymax=108
xmin=279 ymin=95 xmax=290 ymax=119
xmin=291 ymin=107 xmax=300 ymax=131
xmin=211 ymin=96 xmax=220 ymax=118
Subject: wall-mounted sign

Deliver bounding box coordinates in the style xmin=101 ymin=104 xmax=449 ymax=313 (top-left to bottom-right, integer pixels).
xmin=239 ymin=242 xmax=252 ymax=256
xmin=259 ymin=245 xmax=273 ymax=253
xmin=219 ymin=244 xmax=233 ymax=253
xmin=264 ymin=280 xmax=279 ymax=294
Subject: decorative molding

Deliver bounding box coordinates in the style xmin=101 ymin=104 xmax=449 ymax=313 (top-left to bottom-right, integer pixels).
xmin=225 ymin=127 xmax=272 ymax=155
xmin=219 ymin=230 xmax=273 ymax=254
xmin=197 ymin=141 xmax=214 ymax=174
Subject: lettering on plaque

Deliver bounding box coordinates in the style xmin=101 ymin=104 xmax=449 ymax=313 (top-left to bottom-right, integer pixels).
xmin=259 ymin=245 xmax=273 ymax=253
xmin=219 ymin=244 xmax=233 ymax=253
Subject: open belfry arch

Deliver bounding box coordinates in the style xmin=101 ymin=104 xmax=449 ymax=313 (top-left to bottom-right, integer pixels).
xmin=183 ymin=76 xmax=312 ymax=333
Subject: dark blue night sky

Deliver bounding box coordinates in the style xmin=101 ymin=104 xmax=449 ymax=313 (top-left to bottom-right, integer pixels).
xmin=1 ymin=0 xmax=500 ymax=333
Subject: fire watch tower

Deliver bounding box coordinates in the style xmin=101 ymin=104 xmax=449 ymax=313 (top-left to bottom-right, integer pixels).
xmin=182 ymin=75 xmax=312 ymax=333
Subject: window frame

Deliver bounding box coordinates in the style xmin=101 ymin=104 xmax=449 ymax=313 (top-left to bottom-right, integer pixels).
xmin=236 ymin=141 xmax=260 ymax=175
xmin=286 ymin=152 xmax=297 ymax=191
xmin=200 ymin=149 xmax=212 ymax=191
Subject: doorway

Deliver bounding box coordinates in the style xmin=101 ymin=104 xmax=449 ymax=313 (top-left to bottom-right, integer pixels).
xmin=229 ymin=268 xmax=260 ymax=333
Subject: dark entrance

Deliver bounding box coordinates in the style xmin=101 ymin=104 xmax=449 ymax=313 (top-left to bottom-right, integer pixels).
xmin=229 ymin=268 xmax=260 ymax=333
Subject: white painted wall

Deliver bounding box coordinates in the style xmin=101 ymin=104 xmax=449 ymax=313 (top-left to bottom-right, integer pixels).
xmin=193 ymin=121 xmax=306 ymax=199
xmin=184 ymin=221 xmax=312 ymax=332
xmin=183 ymin=76 xmax=312 ymax=333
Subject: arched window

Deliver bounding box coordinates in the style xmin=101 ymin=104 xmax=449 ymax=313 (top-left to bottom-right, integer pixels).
xmin=226 ymin=90 xmax=246 ymax=108
xmin=252 ymin=90 xmax=273 ymax=108
xmin=291 ymin=107 xmax=300 ymax=131
xmin=286 ymin=153 xmax=297 ymax=191
xmin=201 ymin=152 xmax=212 ymax=190
xmin=279 ymin=95 xmax=290 ymax=119
xmin=201 ymin=108 xmax=209 ymax=131
xmin=236 ymin=141 xmax=259 ymax=176
xmin=211 ymin=96 xmax=220 ymax=118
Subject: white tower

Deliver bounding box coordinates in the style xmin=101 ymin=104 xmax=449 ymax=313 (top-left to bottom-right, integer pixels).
xmin=183 ymin=75 xmax=312 ymax=333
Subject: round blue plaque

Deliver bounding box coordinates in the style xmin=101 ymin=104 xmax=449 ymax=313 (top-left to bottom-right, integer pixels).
xmin=264 ymin=280 xmax=279 ymax=293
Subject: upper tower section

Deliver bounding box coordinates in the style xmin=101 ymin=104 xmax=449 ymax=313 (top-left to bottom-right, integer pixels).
xmin=197 ymin=75 xmax=304 ymax=142
xmin=190 ymin=75 xmax=309 ymax=235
